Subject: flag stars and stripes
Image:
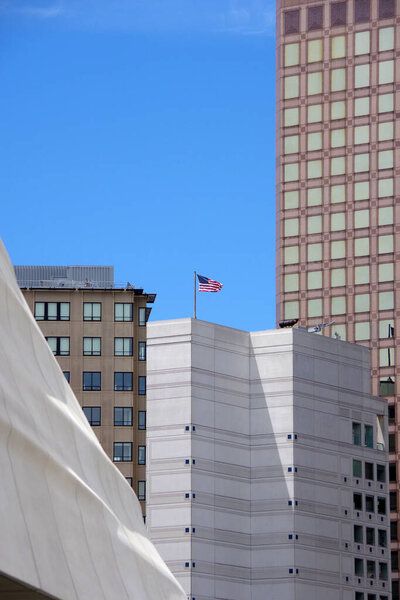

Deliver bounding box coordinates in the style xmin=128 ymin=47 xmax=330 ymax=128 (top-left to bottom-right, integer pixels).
xmin=197 ymin=275 xmax=223 ymax=292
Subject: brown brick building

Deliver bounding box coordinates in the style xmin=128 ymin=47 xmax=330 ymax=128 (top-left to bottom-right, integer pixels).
xmin=15 ymin=265 xmax=155 ymax=517
xmin=276 ymin=0 xmax=399 ymax=594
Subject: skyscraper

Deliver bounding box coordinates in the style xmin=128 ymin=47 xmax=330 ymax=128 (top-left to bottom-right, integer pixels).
xmin=15 ymin=265 xmax=155 ymax=516
xmin=276 ymin=0 xmax=399 ymax=592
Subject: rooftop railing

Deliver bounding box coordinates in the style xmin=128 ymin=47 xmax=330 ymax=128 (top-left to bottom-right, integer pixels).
xmin=18 ymin=280 xmax=137 ymax=290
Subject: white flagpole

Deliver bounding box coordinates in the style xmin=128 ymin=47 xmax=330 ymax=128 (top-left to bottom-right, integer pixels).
xmin=194 ymin=271 xmax=197 ymax=319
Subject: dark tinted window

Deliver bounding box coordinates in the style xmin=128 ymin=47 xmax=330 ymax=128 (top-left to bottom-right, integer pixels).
xmin=379 ymin=0 xmax=395 ymax=18
xmin=331 ymin=1 xmax=347 ymax=26
xmin=308 ymin=5 xmax=323 ymax=30
xmin=284 ymin=9 xmax=300 ymax=34
xmin=390 ymin=491 xmax=397 ymax=510
xmin=355 ymin=0 xmax=370 ymax=23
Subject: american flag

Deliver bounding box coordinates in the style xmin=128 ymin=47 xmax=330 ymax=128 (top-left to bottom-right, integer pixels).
xmin=197 ymin=274 xmax=223 ymax=292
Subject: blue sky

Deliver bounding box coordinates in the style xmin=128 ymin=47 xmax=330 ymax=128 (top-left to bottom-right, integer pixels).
xmin=0 ymin=0 xmax=276 ymax=331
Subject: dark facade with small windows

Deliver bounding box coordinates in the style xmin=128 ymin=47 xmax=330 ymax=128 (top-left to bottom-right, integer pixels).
xmin=15 ymin=264 xmax=155 ymax=515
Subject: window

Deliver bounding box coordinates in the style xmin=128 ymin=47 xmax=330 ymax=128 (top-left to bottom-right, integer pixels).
xmin=365 ymin=462 xmax=374 ymax=480
xmin=379 ymin=60 xmax=394 ymax=85
xmin=138 ymin=410 xmax=146 ymax=430
xmin=389 ymin=433 xmax=396 ymax=452
xmin=308 ymin=299 xmax=322 ymax=317
xmin=308 ymin=104 xmax=322 ymax=123
xmin=114 ymin=372 xmax=133 ymax=391
xmin=83 ymin=337 xmax=101 ymax=356
xmin=331 ymin=2 xmax=346 ymax=25
xmin=355 ymin=31 xmax=370 ymax=55
xmin=285 ymin=190 xmax=299 ymax=209
xmin=285 ymin=218 xmax=299 ymax=236
xmin=379 ymin=93 xmax=394 ymax=113
xmin=353 ymin=422 xmax=361 ymax=445
xmin=83 ymin=302 xmax=101 ymax=321
xmin=125 ymin=477 xmax=132 ymax=486
xmin=285 ymin=247 xmax=299 ymax=265
xmin=353 ymin=459 xmax=362 ymax=477
xmin=284 ymin=76 xmax=299 ymax=100
xmin=35 ymin=302 xmax=70 ymax=321
xmin=331 ymin=268 xmax=345 ymax=287
xmin=390 ymin=491 xmax=397 ymax=510
xmin=138 ymin=341 xmax=146 ymax=361
xmin=285 ymin=107 xmax=299 ymax=126
xmin=285 ymin=43 xmax=299 ymax=67
xmin=138 ymin=445 xmax=146 ymax=465
xmin=377 ymin=464 xmax=386 ymax=483
xmin=331 ymin=296 xmax=346 ymax=315
xmin=356 ymin=593 xmax=364 ymax=600
xmin=355 ymin=64 xmax=370 ymax=88
xmin=331 ymin=213 xmax=345 ymax=231
xmin=366 ymin=527 xmax=375 ymax=546
xmin=355 ymin=293 xmax=370 ymax=312
xmin=378 ymin=122 xmax=393 ymax=141
xmin=285 ymin=274 xmax=299 ymax=292
xmin=367 ymin=560 xmax=376 ymax=579
xmin=355 ymin=125 xmax=370 ymax=145
xmin=379 ymin=0 xmax=395 ymax=19
xmin=354 ymin=524 xmax=363 ymax=543
xmin=138 ymin=376 xmax=146 ymax=395
xmin=389 ymin=463 xmax=396 ymax=481
xmin=377 ymin=497 xmax=386 ymax=515
xmin=391 ymin=552 xmax=398 ymax=571
xmin=138 ymin=481 xmax=146 ymax=501
xmin=331 ymin=35 xmax=345 ymax=59
xmin=354 ymin=492 xmax=363 ymax=510
xmin=138 ymin=307 xmax=147 ymax=326
xmin=378 ymin=150 xmax=393 ymax=170
xmin=284 ymin=9 xmax=299 ymax=34
xmin=355 ymin=322 xmax=370 ymax=341
xmin=355 ymin=558 xmax=364 ymax=576
xmin=308 ymin=72 xmax=322 ymax=95
xmin=286 ymin=163 xmax=299 ymax=181
xmin=378 ymin=206 xmax=393 ymax=226
xmin=113 ymin=442 xmax=132 ymax=462
xmin=82 ymin=406 xmax=101 ymax=426
xmin=355 ymin=0 xmax=370 ymax=23
xmin=308 ymin=132 xmax=322 ymax=151
xmin=355 ymin=96 xmax=370 ymax=116
xmin=331 ymin=101 xmax=346 ymax=120
xmin=391 ymin=521 xmax=398 ymax=540
xmin=46 ymin=337 xmax=70 ymax=356
xmin=388 ymin=404 xmax=395 ymax=423
xmin=114 ymin=338 xmax=133 ymax=356
xmin=308 ymin=5 xmax=323 ymax=30
xmin=366 ymin=495 xmax=374 ymax=513
xmin=331 ymin=68 xmax=346 ymax=91
xmin=379 ymin=563 xmax=387 ymax=581
xmin=114 ymin=407 xmax=133 ymax=426
xmin=285 ymin=301 xmax=299 ymax=319
xmin=308 ymin=39 xmax=323 ymax=63
xmin=83 ymin=372 xmax=101 ymax=391
xmin=365 ymin=425 xmax=373 ymax=448
xmin=63 ymin=371 xmax=70 ymax=383
xmin=114 ymin=303 xmax=133 ymax=322
xmin=378 ymin=529 xmax=387 ymax=547
xmin=355 ymin=266 xmax=369 ymax=284
xmin=285 ymin=135 xmax=299 ymax=154
xmin=307 ymin=271 xmax=322 ymax=290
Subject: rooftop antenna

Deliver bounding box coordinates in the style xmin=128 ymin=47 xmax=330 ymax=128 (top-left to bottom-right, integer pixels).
xmin=307 ymin=320 xmax=335 ymax=333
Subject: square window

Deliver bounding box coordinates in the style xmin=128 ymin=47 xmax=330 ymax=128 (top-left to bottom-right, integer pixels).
xmin=331 ymin=100 xmax=346 ymax=120
xmin=355 ymin=96 xmax=370 ymax=116
xmin=379 ymin=60 xmax=394 ymax=85
xmin=331 ymin=268 xmax=346 ymax=287
xmin=113 ymin=442 xmax=132 ymax=462
xmin=331 ymin=240 xmax=346 ymax=259
xmin=355 ymin=0 xmax=370 ymax=23
xmin=308 ymin=132 xmax=322 ymax=151
xmin=331 ymin=35 xmax=346 ymax=59
xmin=82 ymin=406 xmax=101 ymax=426
xmin=308 ymin=5 xmax=323 ymax=31
xmin=114 ymin=372 xmax=133 ymax=391
xmin=379 ymin=27 xmax=394 ymax=51
xmin=307 ymin=159 xmax=322 ymax=179
xmin=284 ymin=135 xmax=299 ymax=154
xmin=378 ymin=206 xmax=393 ymax=226
xmin=379 ymin=290 xmax=394 ymax=310
xmin=380 ymin=348 xmax=394 ymax=367
xmin=83 ymin=372 xmax=101 ymax=391
xmin=354 ymin=181 xmax=369 ymax=201
xmin=379 ymin=319 xmax=394 ymax=338
xmin=308 ymin=298 xmax=322 ymax=317
xmin=308 ymin=39 xmax=323 ymax=63
xmin=331 ymin=2 xmax=347 ymax=26
xmin=308 ymin=71 xmax=323 ymax=95
xmin=114 ymin=407 xmax=133 ymax=426
xmin=354 ymin=237 xmax=370 ymax=256
xmin=83 ymin=337 xmax=101 ymax=356
xmin=307 ymin=270 xmax=322 ymax=290
xmin=379 ymin=93 xmax=394 ymax=113
xmin=379 ymin=0 xmax=395 ymax=18
xmin=284 ymin=190 xmax=299 ymax=209
xmin=331 ymin=296 xmax=346 ymax=315
xmin=331 ymin=184 xmax=345 ymax=204
xmin=355 ymin=30 xmax=370 ymax=55
xmin=285 ymin=273 xmax=299 ymax=292
xmin=354 ymin=153 xmax=369 ymax=173
xmin=331 ymin=68 xmax=346 ymax=91
xmin=114 ymin=303 xmax=133 ymax=322
xmin=285 ymin=107 xmax=299 ymax=127
xmin=285 ymin=301 xmax=299 ymax=319
xmin=46 ymin=336 xmax=70 ymax=356
xmin=355 ymin=322 xmax=370 ymax=340
xmin=285 ymin=43 xmax=299 ymax=67
xmin=355 ymin=265 xmax=370 ymax=284
xmin=378 ymin=178 xmax=393 ymax=197
xmin=354 ymin=125 xmax=370 ymax=145
xmin=308 ymin=104 xmax=322 ymax=123
xmin=284 ymin=9 xmax=300 ymax=34
xmin=331 ymin=213 xmax=346 ymax=231
xmin=285 ymin=75 xmax=299 ymax=99
xmin=355 ymin=293 xmax=370 ymax=312
xmin=285 ymin=163 xmax=299 ymax=182
xmin=285 ymin=218 xmax=299 ymax=237
xmin=308 ymin=187 xmax=322 ymax=206
xmin=83 ymin=302 xmax=101 ymax=321
xmin=331 ymin=156 xmax=345 ymax=175
xmin=378 ymin=234 xmax=394 ymax=254
xmin=354 ymin=209 xmax=369 ymax=228
xmin=114 ymin=337 xmax=133 ymax=356
xmin=331 ymin=129 xmax=345 ymax=148
xmin=355 ymin=64 xmax=370 ymax=88
xmin=379 ymin=150 xmax=394 ymax=170
xmin=308 ymin=242 xmax=322 ymax=262
xmin=378 ymin=263 xmax=394 ymax=282
xmin=307 ymin=215 xmax=322 ymax=234
xmin=284 ymin=246 xmax=299 ymax=265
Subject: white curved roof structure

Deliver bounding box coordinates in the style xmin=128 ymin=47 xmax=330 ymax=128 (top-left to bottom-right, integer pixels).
xmin=0 ymin=240 xmax=186 ymax=600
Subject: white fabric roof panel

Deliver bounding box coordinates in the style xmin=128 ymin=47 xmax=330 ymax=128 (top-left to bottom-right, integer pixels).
xmin=0 ymin=240 xmax=186 ymax=600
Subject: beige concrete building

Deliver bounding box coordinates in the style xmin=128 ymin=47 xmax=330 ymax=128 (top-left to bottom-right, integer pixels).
xmin=276 ymin=0 xmax=399 ymax=594
xmin=15 ymin=265 xmax=155 ymax=516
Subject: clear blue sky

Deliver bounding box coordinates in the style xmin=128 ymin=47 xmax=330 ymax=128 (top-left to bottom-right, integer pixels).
xmin=0 ymin=0 xmax=276 ymax=331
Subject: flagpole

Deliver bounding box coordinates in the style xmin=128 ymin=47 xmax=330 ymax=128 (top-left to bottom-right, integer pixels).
xmin=194 ymin=271 xmax=197 ymax=319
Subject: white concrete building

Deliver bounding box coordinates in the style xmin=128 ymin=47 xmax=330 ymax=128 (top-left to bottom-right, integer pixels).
xmin=147 ymin=318 xmax=391 ymax=600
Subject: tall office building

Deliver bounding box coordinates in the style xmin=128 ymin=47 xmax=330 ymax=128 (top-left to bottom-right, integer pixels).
xmin=276 ymin=0 xmax=399 ymax=591
xmin=147 ymin=319 xmax=390 ymax=600
xmin=15 ymin=265 xmax=155 ymax=515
